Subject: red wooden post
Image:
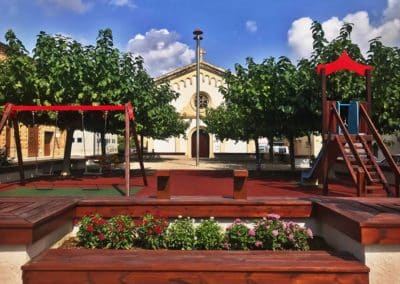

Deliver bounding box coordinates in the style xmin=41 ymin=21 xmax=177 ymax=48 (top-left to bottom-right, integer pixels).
xmin=357 ymin=168 xmax=366 ymax=197
xmin=233 ymin=169 xmax=248 ymax=199
xmin=157 ymin=170 xmax=171 ymax=199
xmin=12 ymin=118 xmax=25 ymax=185
xmin=124 ymin=106 xmax=130 ymax=197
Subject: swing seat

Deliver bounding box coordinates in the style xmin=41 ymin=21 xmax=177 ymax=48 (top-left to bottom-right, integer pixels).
xmin=83 ymin=159 xmax=103 ymax=175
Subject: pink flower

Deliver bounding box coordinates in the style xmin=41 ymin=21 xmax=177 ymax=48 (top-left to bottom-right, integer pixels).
xmin=288 ymin=234 xmax=293 ymax=240
xmin=255 ymin=241 xmax=263 ymax=248
xmin=267 ymin=214 xmax=280 ymax=220
xmin=248 ymin=228 xmax=256 ymax=236
xmin=223 ymin=242 xmax=231 ymax=249
xmin=234 ymin=218 xmax=242 ymax=223
xmin=272 ymin=230 xmax=279 ymax=237
xmin=307 ymin=228 xmax=313 ymax=238
xmin=282 ymin=222 xmax=287 ymax=230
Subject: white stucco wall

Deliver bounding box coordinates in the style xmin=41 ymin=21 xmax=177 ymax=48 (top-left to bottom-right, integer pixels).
xmin=0 ymin=222 xmax=72 ymax=284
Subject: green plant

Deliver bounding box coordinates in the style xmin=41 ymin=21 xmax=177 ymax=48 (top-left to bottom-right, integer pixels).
xmin=253 ymin=214 xmax=312 ymax=251
xmin=195 ymin=218 xmax=224 ymax=250
xmin=167 ymin=217 xmax=196 ymax=250
xmin=135 ymin=213 xmax=169 ymax=249
xmin=105 ymin=215 xmax=135 ymax=249
xmin=77 ymin=213 xmax=108 ymax=248
xmin=224 ymin=218 xmax=255 ymax=250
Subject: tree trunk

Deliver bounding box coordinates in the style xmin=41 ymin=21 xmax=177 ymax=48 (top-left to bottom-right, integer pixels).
xmin=268 ymin=135 xmax=274 ymax=163
xmin=61 ymin=127 xmax=74 ymax=176
xmin=289 ymin=135 xmax=295 ymax=171
xmin=140 ymin=134 xmax=144 ymax=155
xmin=255 ymin=138 xmax=261 ymax=171
xmin=100 ymin=130 xmax=106 ymax=158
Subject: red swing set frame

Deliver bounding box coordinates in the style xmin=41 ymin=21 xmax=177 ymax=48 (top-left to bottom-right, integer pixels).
xmin=0 ymin=102 xmax=147 ymax=196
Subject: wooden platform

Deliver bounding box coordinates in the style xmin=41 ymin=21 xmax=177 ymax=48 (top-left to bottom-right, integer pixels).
xmin=22 ymin=249 xmax=369 ymax=284
xmin=312 ymin=197 xmax=400 ymax=244
xmin=0 ymin=197 xmax=77 ymax=245
xmin=76 ymin=197 xmax=312 ymax=218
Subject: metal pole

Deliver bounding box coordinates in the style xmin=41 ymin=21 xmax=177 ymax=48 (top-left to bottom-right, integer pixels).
xmin=193 ymin=29 xmax=203 ymax=166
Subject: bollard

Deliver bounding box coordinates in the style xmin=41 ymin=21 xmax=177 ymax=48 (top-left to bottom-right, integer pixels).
xmin=156 ymin=170 xmax=170 ymax=199
xmin=233 ymin=169 xmax=248 ymax=199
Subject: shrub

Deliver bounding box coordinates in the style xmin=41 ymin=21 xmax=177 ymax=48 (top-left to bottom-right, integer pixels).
xmin=105 ymin=215 xmax=135 ymax=249
xmin=77 ymin=213 xmax=108 ymax=248
xmin=167 ymin=217 xmax=196 ymax=250
xmin=135 ymin=213 xmax=169 ymax=249
xmin=195 ymin=218 xmax=224 ymax=250
xmin=224 ymin=218 xmax=255 ymax=250
xmin=253 ymin=214 xmax=312 ymax=251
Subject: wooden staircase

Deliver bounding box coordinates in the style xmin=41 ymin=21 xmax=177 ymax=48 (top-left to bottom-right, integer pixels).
xmin=337 ymin=135 xmax=388 ymax=196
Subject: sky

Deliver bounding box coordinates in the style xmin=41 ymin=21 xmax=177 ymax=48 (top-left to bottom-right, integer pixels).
xmin=1 ymin=0 xmax=399 ymax=77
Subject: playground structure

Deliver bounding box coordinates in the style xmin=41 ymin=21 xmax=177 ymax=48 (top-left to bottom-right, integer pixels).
xmin=302 ymin=51 xmax=400 ymax=197
xmin=0 ymin=102 xmax=147 ymax=195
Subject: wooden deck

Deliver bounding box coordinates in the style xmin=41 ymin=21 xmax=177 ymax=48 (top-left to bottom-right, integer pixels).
xmin=22 ymin=249 xmax=369 ymax=284
xmin=312 ymin=197 xmax=400 ymax=245
xmin=0 ymin=197 xmax=77 ymax=245
xmin=76 ymin=197 xmax=312 ymax=218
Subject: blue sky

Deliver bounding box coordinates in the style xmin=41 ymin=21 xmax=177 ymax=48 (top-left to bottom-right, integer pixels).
xmin=1 ymin=0 xmax=399 ymax=76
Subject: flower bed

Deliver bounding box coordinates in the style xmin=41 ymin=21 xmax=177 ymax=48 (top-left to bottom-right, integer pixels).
xmin=75 ymin=213 xmax=314 ymax=251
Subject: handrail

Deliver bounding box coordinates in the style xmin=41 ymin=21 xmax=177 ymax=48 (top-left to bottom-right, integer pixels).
xmin=331 ymin=103 xmax=374 ymax=183
xmin=358 ymin=134 xmax=389 ymax=187
xmin=359 ymin=104 xmax=400 ymax=179
xmin=335 ymin=135 xmax=358 ymax=186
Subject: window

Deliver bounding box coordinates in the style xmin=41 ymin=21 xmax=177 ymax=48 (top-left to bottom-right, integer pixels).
xmin=193 ymin=93 xmax=209 ymax=109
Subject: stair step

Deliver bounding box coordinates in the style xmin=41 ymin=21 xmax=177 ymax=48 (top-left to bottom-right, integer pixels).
xmin=366 ymin=184 xmax=384 ymax=192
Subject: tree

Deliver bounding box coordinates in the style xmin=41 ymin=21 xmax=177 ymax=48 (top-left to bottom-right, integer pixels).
xmin=367 ymin=38 xmax=400 ymax=133
xmin=118 ymin=53 xmax=188 ymax=153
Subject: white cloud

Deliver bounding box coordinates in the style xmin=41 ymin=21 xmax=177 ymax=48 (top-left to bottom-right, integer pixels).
xmin=384 ymin=0 xmax=400 ymax=21
xmin=246 ymin=20 xmax=258 ymax=33
xmin=36 ymin=0 xmax=91 ymax=14
xmin=288 ymin=0 xmax=400 ymax=60
xmin=108 ymin=0 xmax=136 ymax=9
xmin=127 ymin=29 xmax=195 ymax=77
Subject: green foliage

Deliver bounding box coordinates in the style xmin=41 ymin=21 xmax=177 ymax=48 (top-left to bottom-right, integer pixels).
xmin=135 ymin=213 xmax=169 ymax=249
xmin=76 ymin=213 xmax=313 ymax=251
xmin=77 ymin=214 xmax=108 ymax=248
xmin=224 ymin=218 xmax=255 ymax=250
xmin=105 ymin=215 xmax=136 ymax=249
xmin=166 ymin=217 xmax=196 ymax=250
xmin=195 ymin=218 xmax=224 ymax=250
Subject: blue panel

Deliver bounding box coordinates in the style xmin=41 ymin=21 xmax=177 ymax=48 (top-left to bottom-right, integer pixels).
xmin=336 ymin=101 xmax=341 ymax=134
xmin=348 ymin=101 xmax=359 ymax=134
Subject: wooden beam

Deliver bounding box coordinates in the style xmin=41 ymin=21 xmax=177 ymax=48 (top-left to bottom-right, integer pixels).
xmin=233 ymin=169 xmax=248 ymax=199
xmin=124 ymin=107 xmax=130 ymax=197
xmin=12 ymin=118 xmax=25 ymax=185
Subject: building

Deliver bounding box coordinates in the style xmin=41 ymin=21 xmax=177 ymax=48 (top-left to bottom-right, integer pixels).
xmin=148 ymin=51 xmax=256 ymax=158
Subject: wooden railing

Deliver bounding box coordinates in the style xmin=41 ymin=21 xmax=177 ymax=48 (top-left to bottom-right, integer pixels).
xmin=359 ymin=104 xmax=400 ymax=196
xmin=330 ymin=103 xmax=373 ymax=183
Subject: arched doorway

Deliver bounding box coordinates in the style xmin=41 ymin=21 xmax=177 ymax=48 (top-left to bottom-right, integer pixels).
xmin=191 ymin=129 xmax=209 ymax=158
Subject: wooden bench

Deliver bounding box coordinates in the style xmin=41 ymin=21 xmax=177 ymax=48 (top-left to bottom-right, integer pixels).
xmin=22 ymin=249 xmax=369 ymax=284
xmin=155 ymin=169 xmax=249 ymax=200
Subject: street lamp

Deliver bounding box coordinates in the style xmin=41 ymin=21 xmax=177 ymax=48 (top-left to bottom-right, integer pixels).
xmin=193 ymin=28 xmax=203 ymax=166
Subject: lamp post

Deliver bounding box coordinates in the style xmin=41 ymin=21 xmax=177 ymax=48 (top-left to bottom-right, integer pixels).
xmin=193 ymin=28 xmax=203 ymax=166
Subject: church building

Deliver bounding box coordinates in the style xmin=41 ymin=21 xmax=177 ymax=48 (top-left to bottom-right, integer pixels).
xmin=147 ymin=51 xmax=256 ymax=158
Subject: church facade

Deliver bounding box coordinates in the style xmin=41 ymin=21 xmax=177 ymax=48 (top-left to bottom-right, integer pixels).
xmin=147 ymin=56 xmax=256 ymax=158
